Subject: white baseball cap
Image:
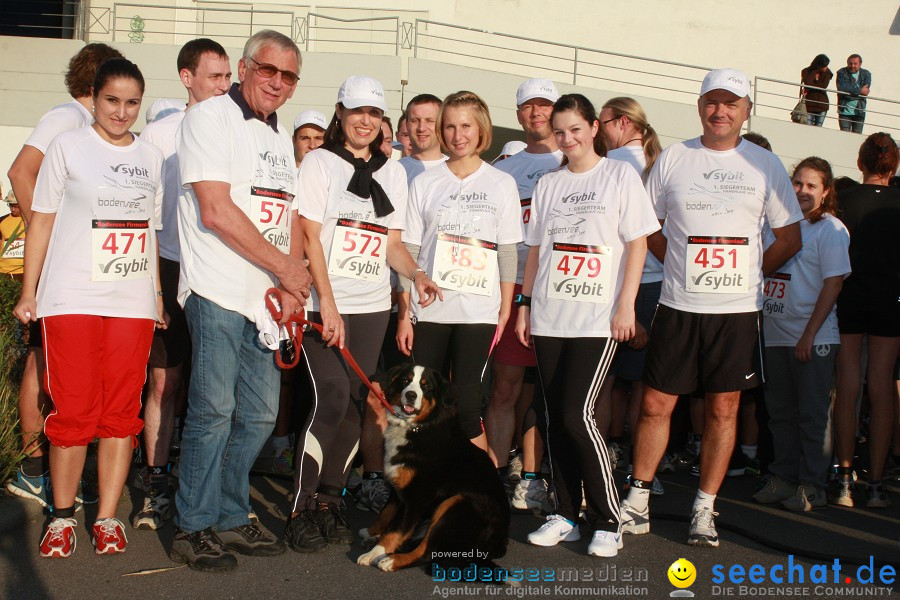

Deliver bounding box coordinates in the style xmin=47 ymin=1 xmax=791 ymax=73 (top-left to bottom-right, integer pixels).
xmin=700 ymin=68 xmax=751 ymax=98
xmin=498 ymin=140 xmax=527 ymax=158
xmin=516 ymin=78 xmax=559 ymax=106
xmin=145 ymin=98 xmax=184 ymax=124
xmin=337 ymin=75 xmax=387 ymax=112
xmin=294 ymin=109 xmax=328 ymax=131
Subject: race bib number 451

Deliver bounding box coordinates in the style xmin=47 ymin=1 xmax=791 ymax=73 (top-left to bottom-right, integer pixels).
xmin=433 ymin=233 xmax=497 ymax=296
xmin=328 ymin=218 xmax=388 ymax=283
xmin=547 ymin=243 xmax=612 ymax=304
xmin=92 ymin=219 xmax=150 ymax=281
xmin=685 ymin=236 xmax=749 ymax=293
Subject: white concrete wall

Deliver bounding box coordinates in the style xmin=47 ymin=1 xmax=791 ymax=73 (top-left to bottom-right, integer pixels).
xmin=0 ymin=12 xmax=884 ymax=192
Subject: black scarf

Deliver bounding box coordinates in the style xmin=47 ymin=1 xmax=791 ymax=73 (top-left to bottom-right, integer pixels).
xmin=325 ymin=144 xmax=394 ymax=218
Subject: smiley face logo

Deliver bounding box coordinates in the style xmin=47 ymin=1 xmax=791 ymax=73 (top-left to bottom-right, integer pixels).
xmin=668 ymin=558 xmax=696 ymax=588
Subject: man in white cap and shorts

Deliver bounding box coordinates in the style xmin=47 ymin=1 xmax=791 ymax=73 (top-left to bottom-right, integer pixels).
xmin=621 ymin=68 xmax=802 ymax=548
xmin=488 ymin=78 xmax=562 ymax=510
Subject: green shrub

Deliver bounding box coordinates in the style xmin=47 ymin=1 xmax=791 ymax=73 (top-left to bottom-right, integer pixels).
xmin=0 ymin=276 xmax=25 ymax=485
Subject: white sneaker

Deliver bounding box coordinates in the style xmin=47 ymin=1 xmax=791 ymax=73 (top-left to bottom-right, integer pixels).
xmin=587 ymin=529 xmax=623 ymax=557
xmin=527 ymin=514 xmax=580 ymax=546
xmin=508 ymin=453 xmax=523 ymax=483
xmin=687 ymin=506 xmax=719 ymax=547
xmin=511 ymin=478 xmax=554 ymax=512
xmin=619 ymin=499 xmax=650 ymax=535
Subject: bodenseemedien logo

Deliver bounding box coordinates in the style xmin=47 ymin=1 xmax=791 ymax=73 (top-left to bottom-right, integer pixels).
xmin=668 ymin=558 xmax=696 ymax=597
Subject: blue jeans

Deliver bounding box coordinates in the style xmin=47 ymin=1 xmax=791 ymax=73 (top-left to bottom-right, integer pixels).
xmin=174 ymin=293 xmax=280 ymax=533
xmin=806 ymin=112 xmax=826 ymax=127
xmin=838 ymin=112 xmax=864 ymax=133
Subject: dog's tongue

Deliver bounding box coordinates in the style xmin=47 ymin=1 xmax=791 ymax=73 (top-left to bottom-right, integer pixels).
xmin=402 ymin=404 xmax=416 ymax=415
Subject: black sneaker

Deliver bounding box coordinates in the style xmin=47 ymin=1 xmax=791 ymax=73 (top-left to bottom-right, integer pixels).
xmin=217 ymin=521 xmax=285 ymax=556
xmin=285 ymin=510 xmax=328 ymax=553
xmin=316 ymin=502 xmax=354 ymax=544
xmin=726 ymin=450 xmax=748 ymax=477
xmin=169 ymin=528 xmax=237 ymax=572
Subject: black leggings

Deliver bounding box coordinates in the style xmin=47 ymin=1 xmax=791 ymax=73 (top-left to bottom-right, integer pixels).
xmin=412 ymin=321 xmax=495 ymax=438
xmin=292 ymin=310 xmax=389 ymax=511
xmin=533 ymin=335 xmax=620 ymax=532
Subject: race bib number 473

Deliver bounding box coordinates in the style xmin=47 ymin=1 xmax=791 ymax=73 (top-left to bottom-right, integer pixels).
xmin=433 ymin=233 xmax=497 ymax=296
xmin=762 ymin=272 xmax=791 ymax=319
xmin=328 ymin=218 xmax=388 ymax=283
xmin=685 ymin=236 xmax=749 ymax=293
xmin=92 ymin=219 xmax=151 ymax=281
xmin=547 ymin=243 xmax=612 ymax=304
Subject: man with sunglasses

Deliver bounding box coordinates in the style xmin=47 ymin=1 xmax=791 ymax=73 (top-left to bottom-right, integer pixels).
xmin=171 ymin=29 xmax=312 ymax=572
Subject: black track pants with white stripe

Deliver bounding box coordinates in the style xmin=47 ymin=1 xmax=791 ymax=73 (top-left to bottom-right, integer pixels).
xmin=533 ymin=336 xmax=621 ymax=532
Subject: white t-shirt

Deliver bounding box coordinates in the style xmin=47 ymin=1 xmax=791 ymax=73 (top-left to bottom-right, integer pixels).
xmin=646 ymin=138 xmax=803 ymax=314
xmin=140 ymin=108 xmax=185 ymax=261
xmin=762 ymin=214 xmax=850 ymax=346
xmin=398 ymin=155 xmax=448 ymax=186
xmin=25 ymin=100 xmax=93 ymax=154
xmin=177 ymin=90 xmax=297 ymax=322
xmin=298 ymin=148 xmax=408 ymax=314
xmin=404 ymin=161 xmax=522 ymax=324
xmin=494 ymin=149 xmax=563 ymax=284
xmin=33 ymin=126 xmax=163 ymax=320
xmin=607 ymin=146 xmax=664 ymax=284
xmin=525 ymin=158 xmax=660 ymax=337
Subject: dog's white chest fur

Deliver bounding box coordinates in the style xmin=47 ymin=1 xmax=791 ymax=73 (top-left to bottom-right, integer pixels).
xmin=383 ymin=421 xmax=409 ymax=482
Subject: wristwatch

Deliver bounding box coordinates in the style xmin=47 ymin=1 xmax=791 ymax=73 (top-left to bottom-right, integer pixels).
xmin=513 ymin=294 xmax=531 ymax=308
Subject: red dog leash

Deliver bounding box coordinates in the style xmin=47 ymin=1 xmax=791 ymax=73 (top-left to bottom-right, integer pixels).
xmin=264 ymin=288 xmax=399 ymax=418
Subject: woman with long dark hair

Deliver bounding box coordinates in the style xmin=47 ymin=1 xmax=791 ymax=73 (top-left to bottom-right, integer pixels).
xmin=14 ymin=58 xmax=166 ymax=558
xmin=516 ymin=94 xmax=658 ymax=557
xmin=800 ymin=54 xmax=833 ymax=127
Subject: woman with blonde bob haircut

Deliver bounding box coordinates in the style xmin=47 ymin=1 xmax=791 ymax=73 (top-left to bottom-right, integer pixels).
xmin=399 ymin=90 xmax=521 ymax=450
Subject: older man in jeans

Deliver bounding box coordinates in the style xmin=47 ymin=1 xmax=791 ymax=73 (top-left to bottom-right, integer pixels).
xmin=170 ymin=29 xmax=312 ymax=572
xmin=836 ymin=54 xmax=872 ymax=134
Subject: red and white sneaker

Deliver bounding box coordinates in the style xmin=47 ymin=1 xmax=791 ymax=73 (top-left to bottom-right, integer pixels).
xmin=40 ymin=517 xmax=77 ymax=558
xmin=92 ymin=517 xmax=128 ymax=555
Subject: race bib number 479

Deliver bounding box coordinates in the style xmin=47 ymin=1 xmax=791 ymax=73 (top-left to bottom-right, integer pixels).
xmin=685 ymin=236 xmax=749 ymax=293
xmin=433 ymin=233 xmax=497 ymax=296
xmin=547 ymin=243 xmax=612 ymax=304
xmin=92 ymin=219 xmax=151 ymax=281
xmin=328 ymin=218 xmax=388 ymax=283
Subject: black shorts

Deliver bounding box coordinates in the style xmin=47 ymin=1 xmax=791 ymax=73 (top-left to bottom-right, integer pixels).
xmin=148 ymin=257 xmax=190 ymax=368
xmin=836 ymin=294 xmax=900 ymax=337
xmin=612 ymin=280 xmax=661 ymax=381
xmin=643 ymin=304 xmax=763 ymax=395
xmin=27 ymin=319 xmax=43 ymax=349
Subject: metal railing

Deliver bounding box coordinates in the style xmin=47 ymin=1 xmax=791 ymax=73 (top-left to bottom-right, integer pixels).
xmin=413 ymin=19 xmax=713 ymax=103
xmin=305 ymin=13 xmax=399 ymax=55
xmin=754 ymin=76 xmax=900 ymax=133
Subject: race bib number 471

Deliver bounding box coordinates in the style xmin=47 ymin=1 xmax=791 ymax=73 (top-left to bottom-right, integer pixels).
xmin=547 ymin=243 xmax=612 ymax=304
xmin=92 ymin=219 xmax=151 ymax=281
xmin=433 ymin=233 xmax=497 ymax=296
xmin=685 ymin=236 xmax=749 ymax=293
xmin=328 ymin=218 xmax=388 ymax=283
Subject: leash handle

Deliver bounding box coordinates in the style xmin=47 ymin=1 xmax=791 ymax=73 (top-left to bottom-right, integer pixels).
xmin=264 ymin=288 xmax=302 ymax=369
xmin=264 ymin=288 xmax=398 ymax=417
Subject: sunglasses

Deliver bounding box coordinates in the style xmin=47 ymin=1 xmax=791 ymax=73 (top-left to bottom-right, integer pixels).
xmin=245 ymin=56 xmax=299 ymax=86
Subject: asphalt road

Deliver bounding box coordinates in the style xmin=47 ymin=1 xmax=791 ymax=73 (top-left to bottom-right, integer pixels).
xmin=1 ymin=468 xmax=898 ymax=600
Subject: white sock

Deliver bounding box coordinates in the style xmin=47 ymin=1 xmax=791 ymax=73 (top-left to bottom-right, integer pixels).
xmin=741 ymin=444 xmax=758 ymax=459
xmin=693 ymin=489 xmax=716 ymax=512
xmin=272 ymin=435 xmax=290 ymax=452
xmin=625 ymin=486 xmax=650 ymax=512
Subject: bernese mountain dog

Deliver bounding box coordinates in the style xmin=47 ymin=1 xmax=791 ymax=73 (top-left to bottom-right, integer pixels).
xmin=356 ymin=364 xmax=510 ymax=572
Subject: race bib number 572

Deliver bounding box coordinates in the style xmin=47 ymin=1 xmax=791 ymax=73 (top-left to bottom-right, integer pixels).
xmin=685 ymin=236 xmax=749 ymax=293
xmin=328 ymin=219 xmax=388 ymax=283
xmin=92 ymin=219 xmax=151 ymax=281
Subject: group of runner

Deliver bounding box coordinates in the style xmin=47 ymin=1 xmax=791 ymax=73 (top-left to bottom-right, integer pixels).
xmin=4 ymin=30 xmax=899 ymax=569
